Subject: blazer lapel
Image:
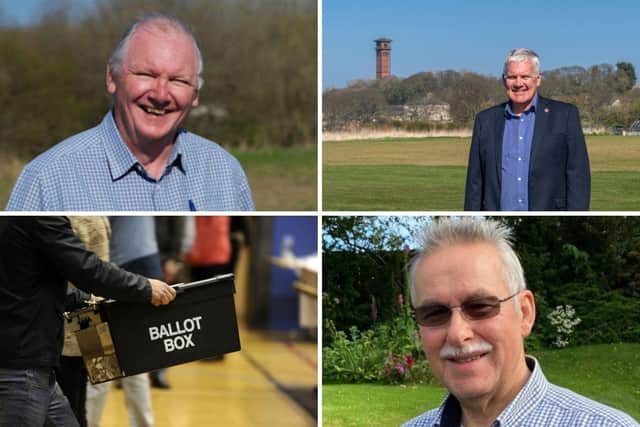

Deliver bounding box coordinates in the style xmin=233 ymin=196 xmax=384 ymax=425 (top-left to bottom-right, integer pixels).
xmin=530 ymin=96 xmax=549 ymax=178
xmin=494 ymin=105 xmax=506 ymax=189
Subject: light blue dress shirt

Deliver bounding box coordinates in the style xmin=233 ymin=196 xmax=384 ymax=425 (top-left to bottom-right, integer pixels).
xmin=402 ymin=356 xmax=638 ymax=427
xmin=6 ymin=111 xmax=254 ymax=211
xmin=500 ymin=95 xmax=537 ymax=211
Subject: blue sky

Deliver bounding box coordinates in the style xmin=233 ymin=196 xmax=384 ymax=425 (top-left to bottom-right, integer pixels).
xmin=323 ymin=0 xmax=640 ymax=89
xmin=0 ymin=0 xmax=40 ymax=25
xmin=0 ymin=0 xmax=93 ymax=26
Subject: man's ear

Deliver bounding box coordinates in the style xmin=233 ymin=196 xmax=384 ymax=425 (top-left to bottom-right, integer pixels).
xmin=106 ymin=64 xmax=117 ymax=95
xmin=519 ymin=290 xmax=536 ymax=337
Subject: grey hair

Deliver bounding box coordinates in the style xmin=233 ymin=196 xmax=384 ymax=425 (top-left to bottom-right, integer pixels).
xmin=503 ymin=48 xmax=540 ymax=77
xmin=409 ymin=217 xmax=527 ymax=307
xmin=109 ymin=12 xmax=204 ymax=90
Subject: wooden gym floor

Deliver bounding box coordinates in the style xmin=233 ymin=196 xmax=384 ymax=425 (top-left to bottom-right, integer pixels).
xmin=96 ymin=324 xmax=317 ymax=426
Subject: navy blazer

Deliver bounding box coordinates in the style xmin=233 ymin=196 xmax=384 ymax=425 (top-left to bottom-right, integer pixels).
xmin=464 ymin=96 xmax=591 ymax=211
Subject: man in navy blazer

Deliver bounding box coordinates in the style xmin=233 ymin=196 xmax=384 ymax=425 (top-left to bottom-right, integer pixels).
xmin=464 ymin=48 xmax=590 ymax=211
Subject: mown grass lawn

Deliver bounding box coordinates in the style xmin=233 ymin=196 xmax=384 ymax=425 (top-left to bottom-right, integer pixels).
xmin=322 ymin=343 xmax=640 ymax=426
xmin=0 ymin=147 xmax=317 ymax=211
xmin=323 ymin=136 xmax=640 ymax=211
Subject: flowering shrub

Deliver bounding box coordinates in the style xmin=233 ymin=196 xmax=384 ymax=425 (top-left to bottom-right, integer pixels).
xmin=547 ymin=305 xmax=582 ymax=348
xmin=323 ymin=311 xmax=435 ymax=384
xmin=381 ymin=353 xmax=433 ymax=384
xmin=383 ymin=354 xmax=412 ymax=382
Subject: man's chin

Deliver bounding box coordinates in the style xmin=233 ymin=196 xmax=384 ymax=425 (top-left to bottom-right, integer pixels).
xmin=444 ymin=372 xmax=493 ymax=401
xmin=135 ymin=124 xmax=179 ymax=145
xmin=509 ymin=94 xmax=534 ymax=106
xmin=448 ymin=383 xmax=491 ymax=401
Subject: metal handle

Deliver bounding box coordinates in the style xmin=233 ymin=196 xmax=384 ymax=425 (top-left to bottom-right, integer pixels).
xmin=171 ymin=273 xmax=234 ymax=293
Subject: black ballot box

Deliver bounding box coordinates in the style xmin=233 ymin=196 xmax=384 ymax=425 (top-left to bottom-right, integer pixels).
xmin=68 ymin=274 xmax=240 ymax=384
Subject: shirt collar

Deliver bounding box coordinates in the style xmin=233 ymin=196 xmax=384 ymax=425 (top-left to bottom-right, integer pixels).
xmin=436 ymin=356 xmax=548 ymax=427
xmin=505 ymin=93 xmax=538 ymax=118
xmin=100 ymin=110 xmax=187 ymax=181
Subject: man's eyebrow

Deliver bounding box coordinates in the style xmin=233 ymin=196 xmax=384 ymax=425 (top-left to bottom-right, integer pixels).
xmin=415 ymin=299 xmax=443 ymax=308
xmin=416 ymin=288 xmax=497 ymax=306
xmin=465 ymin=289 xmax=496 ymax=299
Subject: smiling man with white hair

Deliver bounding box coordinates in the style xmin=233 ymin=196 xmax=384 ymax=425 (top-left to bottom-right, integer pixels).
xmin=7 ymin=13 xmax=254 ymax=211
xmin=464 ymin=48 xmax=590 ymax=211
xmin=402 ymin=217 xmax=637 ymax=427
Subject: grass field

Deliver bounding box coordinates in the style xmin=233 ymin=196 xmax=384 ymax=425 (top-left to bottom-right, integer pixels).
xmin=234 ymin=146 xmax=317 ymax=211
xmin=0 ymin=147 xmax=317 ymax=211
xmin=322 ymin=343 xmax=640 ymax=426
xmin=323 ymin=135 xmax=640 ymax=211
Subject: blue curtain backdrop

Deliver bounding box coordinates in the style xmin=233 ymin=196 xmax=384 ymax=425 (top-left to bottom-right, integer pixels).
xmin=269 ymin=216 xmax=317 ymax=330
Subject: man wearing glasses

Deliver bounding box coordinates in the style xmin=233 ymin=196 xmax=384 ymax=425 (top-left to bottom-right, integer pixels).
xmin=464 ymin=48 xmax=591 ymax=211
xmin=403 ymin=218 xmax=636 ymax=427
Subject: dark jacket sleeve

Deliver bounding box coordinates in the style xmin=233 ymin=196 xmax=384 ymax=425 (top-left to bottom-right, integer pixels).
xmin=464 ymin=114 xmax=484 ymax=210
xmin=65 ymin=286 xmax=92 ymax=311
xmin=566 ymin=105 xmax=591 ymax=210
xmin=34 ymin=217 xmax=151 ymax=303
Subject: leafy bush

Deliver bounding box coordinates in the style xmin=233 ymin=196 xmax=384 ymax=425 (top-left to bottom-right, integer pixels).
xmin=323 ymin=320 xmax=383 ymax=383
xmin=323 ymin=308 xmax=434 ymax=385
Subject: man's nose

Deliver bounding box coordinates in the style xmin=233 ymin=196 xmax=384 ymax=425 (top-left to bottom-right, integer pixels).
xmin=513 ymin=76 xmax=526 ymax=86
xmin=445 ymin=308 xmax=474 ymax=346
xmin=150 ymin=78 xmax=170 ymax=104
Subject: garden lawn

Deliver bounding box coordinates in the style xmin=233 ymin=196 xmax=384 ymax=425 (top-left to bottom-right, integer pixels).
xmin=322 ymin=383 xmax=446 ymax=427
xmin=323 ymin=135 xmax=640 ymax=211
xmin=322 ymin=343 xmax=640 ymax=426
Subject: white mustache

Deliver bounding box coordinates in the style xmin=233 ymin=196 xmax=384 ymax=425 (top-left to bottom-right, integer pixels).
xmin=440 ymin=340 xmax=493 ymax=360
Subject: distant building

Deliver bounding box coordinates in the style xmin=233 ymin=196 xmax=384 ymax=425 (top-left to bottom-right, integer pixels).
xmin=623 ymin=120 xmax=640 ymax=135
xmin=376 ymin=103 xmax=452 ymax=123
xmin=374 ymin=38 xmax=391 ymax=80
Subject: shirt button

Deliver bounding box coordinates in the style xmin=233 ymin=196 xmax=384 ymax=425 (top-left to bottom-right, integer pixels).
xmin=518 ymin=198 xmax=523 ymax=203
xmin=519 ymin=136 xmax=523 ymax=140
xmin=517 ymin=177 xmax=522 ymax=181
xmin=518 ymin=157 xmax=522 ymax=161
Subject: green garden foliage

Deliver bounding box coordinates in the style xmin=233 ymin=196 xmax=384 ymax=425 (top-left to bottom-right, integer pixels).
xmin=503 ymin=217 xmax=640 ymax=345
xmin=323 ymin=250 xmax=408 ymax=342
xmin=323 ymin=311 xmax=434 ymax=385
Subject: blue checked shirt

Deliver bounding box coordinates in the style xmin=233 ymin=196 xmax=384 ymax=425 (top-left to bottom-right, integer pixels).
xmin=402 ymin=357 xmax=638 ymax=427
xmin=6 ymin=111 xmax=254 ymax=211
xmin=500 ymin=95 xmax=537 ymax=211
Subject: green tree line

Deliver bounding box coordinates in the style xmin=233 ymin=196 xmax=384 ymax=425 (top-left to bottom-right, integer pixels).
xmin=323 ymin=62 xmax=638 ymax=131
xmin=0 ymin=0 xmax=316 ymax=159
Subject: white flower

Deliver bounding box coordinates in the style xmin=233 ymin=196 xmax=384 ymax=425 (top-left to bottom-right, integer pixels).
xmin=547 ymin=305 xmax=581 ymax=349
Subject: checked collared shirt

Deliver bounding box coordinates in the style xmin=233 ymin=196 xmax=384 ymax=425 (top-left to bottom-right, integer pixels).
xmin=500 ymin=95 xmax=537 ymax=211
xmin=6 ymin=111 xmax=254 ymax=211
xmin=402 ymin=356 xmax=638 ymax=427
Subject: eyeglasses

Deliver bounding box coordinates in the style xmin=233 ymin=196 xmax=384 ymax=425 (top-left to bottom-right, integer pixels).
xmin=414 ymin=291 xmax=521 ymax=327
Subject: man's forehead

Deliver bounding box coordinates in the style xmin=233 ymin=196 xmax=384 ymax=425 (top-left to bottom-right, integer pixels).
xmin=506 ymin=60 xmax=536 ymax=73
xmin=129 ymin=24 xmax=193 ymax=50
xmin=124 ymin=26 xmax=197 ymax=71
xmin=415 ymin=242 xmax=509 ymax=299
